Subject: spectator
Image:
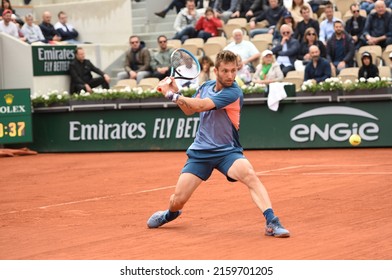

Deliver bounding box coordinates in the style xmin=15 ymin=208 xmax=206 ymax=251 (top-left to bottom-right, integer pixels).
xmin=360 ymin=0 xmax=375 ymax=15
xmin=155 ymin=0 xmax=186 ymax=18
xmin=273 ymin=11 xmax=296 ymax=43
xmin=150 ymin=35 xmax=174 ymax=80
xmin=235 ymin=55 xmax=252 ymax=85
xmin=231 ymin=0 xmax=261 ymax=22
xmin=293 ymin=5 xmax=319 ymax=43
xmin=39 ymin=11 xmax=62 ymax=43
xmin=289 ymin=0 xmax=313 ymax=23
xmin=175 ymin=51 xmax=199 ymax=89
xmin=198 ymin=55 xmax=215 ymax=85
xmin=298 ymin=27 xmax=326 ymax=66
xmin=195 ymin=7 xmax=223 ymax=41
xmin=54 ymin=11 xmax=80 ymax=44
xmin=172 ymin=0 xmax=201 ymax=43
xmin=271 ymin=24 xmax=300 ymax=76
xmin=0 ymin=9 xmax=18 ymax=38
xmin=213 ymin=0 xmax=238 ymax=24
xmin=345 ymin=3 xmax=366 ymax=50
xmin=21 ymin=13 xmax=46 ymax=44
xmin=69 ymin=47 xmax=110 ymax=94
xmin=252 ymin=49 xmax=284 ymax=85
xmin=326 ymin=20 xmax=355 ymax=75
xmin=304 ymin=45 xmax=331 ymax=82
xmin=361 ymin=0 xmax=392 ymax=49
xmin=10 ymin=13 xmax=25 ymax=40
xmin=224 ymin=28 xmax=261 ymax=72
xmin=0 ymin=0 xmax=20 ymax=24
xmin=117 ymin=35 xmax=152 ymax=83
xmin=248 ymin=0 xmax=287 ymax=38
xmin=238 ymin=0 xmax=265 ymax=22
xmin=358 ymin=51 xmax=379 ymax=79
xmin=319 ymin=3 xmax=339 ymax=44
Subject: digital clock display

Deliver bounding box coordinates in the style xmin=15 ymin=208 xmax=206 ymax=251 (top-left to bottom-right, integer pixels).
xmin=0 ymin=89 xmax=33 ymax=144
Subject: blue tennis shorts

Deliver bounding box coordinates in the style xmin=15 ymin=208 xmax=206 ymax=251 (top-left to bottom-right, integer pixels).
xmin=181 ymin=148 xmax=246 ymax=182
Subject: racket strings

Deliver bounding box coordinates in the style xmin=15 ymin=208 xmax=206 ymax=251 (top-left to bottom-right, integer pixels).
xmin=171 ymin=50 xmax=199 ymax=79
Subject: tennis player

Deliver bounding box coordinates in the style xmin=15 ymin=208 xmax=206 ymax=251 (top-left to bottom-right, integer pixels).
xmin=147 ymin=50 xmax=290 ymax=237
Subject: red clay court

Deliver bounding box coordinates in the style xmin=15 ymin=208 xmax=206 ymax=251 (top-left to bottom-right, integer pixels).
xmin=1 ymin=148 xmax=391 ymax=259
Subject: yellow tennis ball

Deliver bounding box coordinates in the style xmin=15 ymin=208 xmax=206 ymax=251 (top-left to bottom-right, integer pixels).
xmin=349 ymin=134 xmax=361 ymax=146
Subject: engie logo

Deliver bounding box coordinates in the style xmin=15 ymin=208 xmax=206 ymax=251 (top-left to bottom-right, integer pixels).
xmin=290 ymin=106 xmax=379 ymax=143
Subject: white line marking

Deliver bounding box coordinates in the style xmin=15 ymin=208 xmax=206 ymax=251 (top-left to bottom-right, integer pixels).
xmin=255 ymin=165 xmax=303 ymax=175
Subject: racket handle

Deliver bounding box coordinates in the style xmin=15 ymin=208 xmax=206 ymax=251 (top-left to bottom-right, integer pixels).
xmin=157 ymin=77 xmax=172 ymax=92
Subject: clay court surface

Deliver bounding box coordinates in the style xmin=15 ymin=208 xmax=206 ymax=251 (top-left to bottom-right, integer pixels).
xmin=1 ymin=148 xmax=391 ymax=260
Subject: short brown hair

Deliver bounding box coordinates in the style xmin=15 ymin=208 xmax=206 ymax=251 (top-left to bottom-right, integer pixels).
xmin=215 ymin=50 xmax=238 ymax=68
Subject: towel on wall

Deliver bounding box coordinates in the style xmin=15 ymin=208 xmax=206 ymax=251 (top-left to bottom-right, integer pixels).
xmin=267 ymin=82 xmax=288 ymax=111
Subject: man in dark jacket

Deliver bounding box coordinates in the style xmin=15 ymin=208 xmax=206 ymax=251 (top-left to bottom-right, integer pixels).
xmin=358 ymin=51 xmax=379 ymax=79
xmin=326 ymin=20 xmax=355 ymax=75
xmin=345 ymin=3 xmax=366 ymax=50
xmin=361 ymin=0 xmax=392 ymax=48
xmin=69 ymin=47 xmax=110 ymax=94
xmin=304 ymin=45 xmax=331 ymax=83
xmin=271 ymin=24 xmax=300 ymax=76
xmin=39 ymin=11 xmax=61 ymax=43
xmin=117 ymin=35 xmax=151 ymax=83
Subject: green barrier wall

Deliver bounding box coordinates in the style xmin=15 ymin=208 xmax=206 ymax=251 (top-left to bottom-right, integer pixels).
xmin=25 ymin=99 xmax=392 ymax=152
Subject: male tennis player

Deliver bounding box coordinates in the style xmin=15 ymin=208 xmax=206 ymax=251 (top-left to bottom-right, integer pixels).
xmin=147 ymin=50 xmax=290 ymax=237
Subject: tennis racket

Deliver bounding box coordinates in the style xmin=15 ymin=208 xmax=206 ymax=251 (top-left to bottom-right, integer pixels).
xmin=157 ymin=48 xmax=201 ymax=92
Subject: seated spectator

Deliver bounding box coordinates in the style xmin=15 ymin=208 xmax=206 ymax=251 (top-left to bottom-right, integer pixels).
xmin=150 ymin=35 xmax=174 ymax=80
xmin=240 ymin=0 xmax=267 ymax=22
xmin=175 ymin=52 xmax=199 ymax=89
xmin=224 ymin=28 xmax=261 ymax=72
xmin=360 ymin=0 xmax=375 ymax=15
xmin=195 ymin=7 xmax=223 ymax=41
xmin=155 ymin=0 xmax=186 ymax=18
xmin=21 ymin=13 xmax=46 ymax=44
xmin=0 ymin=0 xmax=21 ymax=24
xmin=289 ymin=0 xmax=313 ymax=23
xmin=54 ymin=11 xmax=80 ymax=44
xmin=39 ymin=11 xmax=62 ymax=43
xmin=304 ymin=45 xmax=331 ymax=82
xmin=319 ymin=3 xmax=339 ymax=44
xmin=360 ymin=1 xmax=392 ymax=49
xmin=172 ymin=0 xmax=201 ymax=43
xmin=293 ymin=5 xmax=319 ymax=43
xmin=326 ymin=20 xmax=355 ymax=75
xmin=0 ymin=9 xmax=18 ymax=38
xmin=236 ymin=55 xmax=252 ymax=85
xmin=248 ymin=0 xmax=287 ymax=38
xmin=117 ymin=35 xmax=152 ymax=83
xmin=273 ymin=11 xmax=296 ymax=44
xmin=358 ymin=51 xmax=379 ymax=79
xmin=69 ymin=47 xmax=110 ymax=94
xmin=198 ymin=55 xmax=214 ymax=85
xmin=271 ymin=24 xmax=300 ymax=76
xmin=10 ymin=13 xmax=26 ymax=41
xmin=213 ymin=0 xmax=237 ymax=24
xmin=298 ymin=27 xmax=326 ymax=66
xmin=252 ymin=49 xmax=284 ymax=85
xmin=345 ymin=3 xmax=366 ymax=50
xmin=231 ymin=0 xmax=262 ymax=22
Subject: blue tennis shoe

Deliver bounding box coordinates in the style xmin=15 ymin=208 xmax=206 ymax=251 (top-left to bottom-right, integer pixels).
xmin=147 ymin=210 xmax=182 ymax=228
xmin=265 ymin=217 xmax=290 ymax=238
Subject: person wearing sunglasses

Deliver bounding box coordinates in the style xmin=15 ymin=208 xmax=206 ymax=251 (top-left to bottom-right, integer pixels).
xmin=271 ymin=24 xmax=300 ymax=77
xmin=150 ymin=35 xmax=175 ymax=80
xmin=344 ymin=3 xmax=366 ymax=50
xmin=298 ymin=27 xmax=326 ymax=66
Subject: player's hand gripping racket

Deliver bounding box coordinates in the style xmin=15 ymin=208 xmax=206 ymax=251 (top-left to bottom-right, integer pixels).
xmin=157 ymin=48 xmax=201 ymax=93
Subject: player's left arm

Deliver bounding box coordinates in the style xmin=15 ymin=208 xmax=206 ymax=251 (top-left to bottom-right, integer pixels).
xmin=176 ymin=96 xmax=215 ymax=116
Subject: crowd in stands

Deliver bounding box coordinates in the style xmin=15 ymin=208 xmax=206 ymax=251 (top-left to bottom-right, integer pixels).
xmin=2 ymin=0 xmax=392 ymax=94
xmin=0 ymin=0 xmax=80 ymax=44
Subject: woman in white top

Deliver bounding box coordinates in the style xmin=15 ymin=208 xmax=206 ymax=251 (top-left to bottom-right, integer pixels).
xmin=252 ymin=49 xmax=284 ymax=85
xmin=289 ymin=0 xmax=314 ymax=22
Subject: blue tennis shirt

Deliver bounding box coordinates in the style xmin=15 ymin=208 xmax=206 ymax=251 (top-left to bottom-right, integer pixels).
xmin=189 ymin=80 xmax=243 ymax=151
